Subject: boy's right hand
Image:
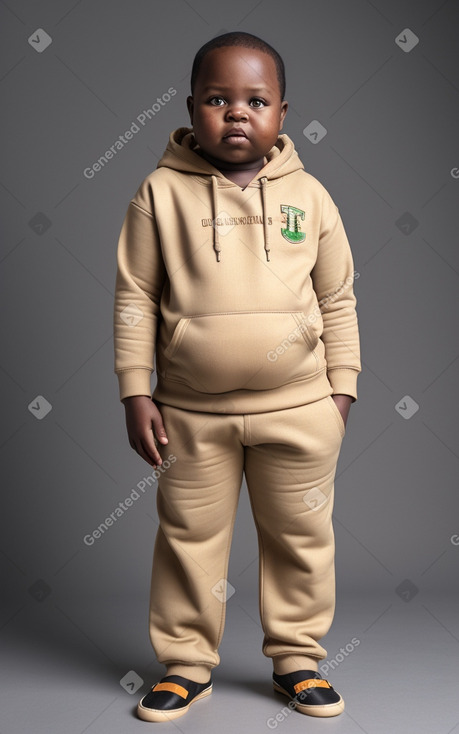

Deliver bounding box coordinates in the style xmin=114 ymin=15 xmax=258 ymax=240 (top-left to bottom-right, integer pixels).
xmin=122 ymin=396 xmax=168 ymax=468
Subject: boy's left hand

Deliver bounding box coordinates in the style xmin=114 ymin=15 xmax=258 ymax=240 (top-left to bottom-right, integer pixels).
xmin=331 ymin=394 xmax=353 ymax=427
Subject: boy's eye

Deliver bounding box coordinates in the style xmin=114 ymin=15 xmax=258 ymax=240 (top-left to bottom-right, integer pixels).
xmin=209 ymin=96 xmax=226 ymax=106
xmin=207 ymin=96 xmax=266 ymax=108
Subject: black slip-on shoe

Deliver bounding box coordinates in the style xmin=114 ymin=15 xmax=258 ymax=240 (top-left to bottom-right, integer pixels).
xmin=273 ymin=669 xmax=345 ymax=717
xmin=137 ymin=674 xmax=212 ymax=722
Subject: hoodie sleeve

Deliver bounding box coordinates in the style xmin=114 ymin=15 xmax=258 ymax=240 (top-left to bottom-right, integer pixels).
xmin=311 ymin=188 xmax=361 ymax=401
xmin=113 ymin=183 xmax=166 ymax=402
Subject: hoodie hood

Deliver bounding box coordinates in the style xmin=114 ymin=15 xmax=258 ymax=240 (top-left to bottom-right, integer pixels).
xmin=157 ymin=127 xmax=304 ymax=262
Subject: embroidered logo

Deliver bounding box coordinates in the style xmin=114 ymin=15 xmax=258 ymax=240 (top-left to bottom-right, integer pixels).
xmin=280 ymin=205 xmax=306 ymax=243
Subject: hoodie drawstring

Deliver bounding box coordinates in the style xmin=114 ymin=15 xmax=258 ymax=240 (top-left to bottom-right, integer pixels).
xmin=211 ymin=175 xmax=221 ymax=262
xmin=260 ymin=176 xmax=270 ymax=262
xmin=210 ymin=174 xmax=270 ymax=263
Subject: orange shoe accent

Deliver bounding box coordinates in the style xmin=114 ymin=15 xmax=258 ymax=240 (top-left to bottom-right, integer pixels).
xmin=294 ymin=679 xmax=331 ymax=694
xmin=152 ymin=682 xmax=189 ymax=699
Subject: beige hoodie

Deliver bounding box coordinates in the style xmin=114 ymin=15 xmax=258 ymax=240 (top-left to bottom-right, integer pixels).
xmin=113 ymin=127 xmax=361 ymax=412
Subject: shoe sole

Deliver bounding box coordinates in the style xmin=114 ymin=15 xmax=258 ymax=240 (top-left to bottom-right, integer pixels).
xmin=137 ymin=684 xmax=212 ymax=722
xmin=273 ymin=681 xmax=345 ymax=718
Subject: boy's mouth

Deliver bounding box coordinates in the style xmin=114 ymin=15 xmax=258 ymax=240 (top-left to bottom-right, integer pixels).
xmin=223 ymin=128 xmax=249 ymax=144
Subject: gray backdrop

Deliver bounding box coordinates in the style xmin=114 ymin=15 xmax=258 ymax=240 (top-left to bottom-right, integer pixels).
xmin=1 ymin=1 xmax=459 ymax=733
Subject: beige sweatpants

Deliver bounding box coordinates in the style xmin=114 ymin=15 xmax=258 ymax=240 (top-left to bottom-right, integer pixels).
xmin=148 ymin=395 xmax=346 ymax=683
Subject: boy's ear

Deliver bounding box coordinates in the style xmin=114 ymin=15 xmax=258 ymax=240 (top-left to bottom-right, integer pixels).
xmin=279 ymin=100 xmax=288 ymax=131
xmin=186 ymin=95 xmax=194 ymax=125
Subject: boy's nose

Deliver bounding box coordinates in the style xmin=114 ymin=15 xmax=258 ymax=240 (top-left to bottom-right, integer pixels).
xmin=226 ymin=107 xmax=248 ymax=121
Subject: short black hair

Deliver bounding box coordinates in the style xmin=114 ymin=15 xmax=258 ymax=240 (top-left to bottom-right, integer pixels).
xmin=190 ymin=31 xmax=286 ymax=101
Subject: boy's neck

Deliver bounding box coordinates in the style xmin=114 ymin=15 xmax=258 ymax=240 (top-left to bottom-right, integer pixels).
xmin=197 ymin=150 xmax=267 ymax=188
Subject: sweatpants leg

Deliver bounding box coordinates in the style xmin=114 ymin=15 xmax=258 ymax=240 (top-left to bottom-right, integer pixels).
xmin=148 ymin=403 xmax=244 ymax=683
xmin=244 ymin=396 xmax=345 ymax=675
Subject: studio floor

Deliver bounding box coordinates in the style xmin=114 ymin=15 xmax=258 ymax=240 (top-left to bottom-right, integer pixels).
xmin=1 ymin=591 xmax=458 ymax=733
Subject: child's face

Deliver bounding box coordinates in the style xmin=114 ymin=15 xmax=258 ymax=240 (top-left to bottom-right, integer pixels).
xmin=187 ymin=46 xmax=288 ymax=169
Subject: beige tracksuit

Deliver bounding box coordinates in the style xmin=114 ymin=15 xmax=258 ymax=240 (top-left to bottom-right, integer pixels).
xmin=113 ymin=127 xmax=361 ymax=681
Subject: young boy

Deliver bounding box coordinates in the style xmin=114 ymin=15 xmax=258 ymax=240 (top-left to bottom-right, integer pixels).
xmin=113 ymin=31 xmax=361 ymax=723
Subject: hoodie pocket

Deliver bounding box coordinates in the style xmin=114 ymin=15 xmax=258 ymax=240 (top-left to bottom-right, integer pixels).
xmin=161 ymin=311 xmax=321 ymax=394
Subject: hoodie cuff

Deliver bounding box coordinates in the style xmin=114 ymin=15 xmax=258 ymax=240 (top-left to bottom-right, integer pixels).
xmin=327 ymin=368 xmax=359 ymax=402
xmin=117 ymin=368 xmax=152 ymax=402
